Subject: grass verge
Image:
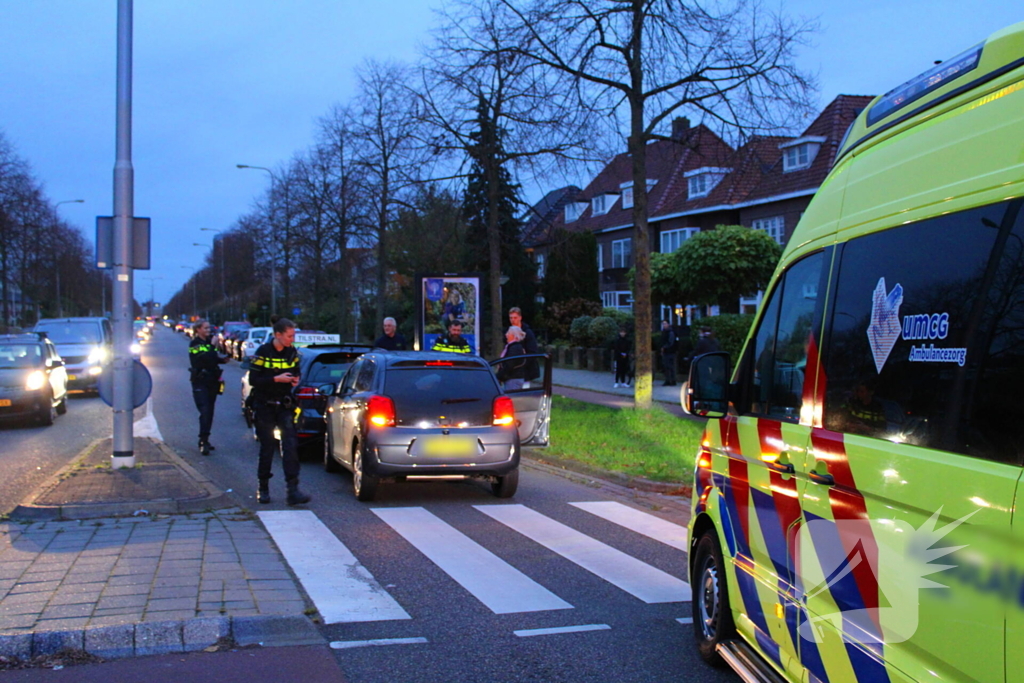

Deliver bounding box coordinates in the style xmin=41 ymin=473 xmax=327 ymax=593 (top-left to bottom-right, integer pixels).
xmin=542 ymin=395 xmax=703 ymax=485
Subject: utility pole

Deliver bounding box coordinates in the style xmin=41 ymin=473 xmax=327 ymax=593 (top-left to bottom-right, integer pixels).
xmin=111 ymin=0 xmax=135 ymax=468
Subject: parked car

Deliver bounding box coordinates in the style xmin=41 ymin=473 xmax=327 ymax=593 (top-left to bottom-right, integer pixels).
xmin=323 ymin=350 xmax=551 ymax=501
xmin=0 ymin=333 xmax=68 ymax=425
xmin=239 ymin=326 xmax=271 ymax=360
xmin=292 ymin=343 xmax=372 ymax=453
xmin=219 ymin=321 xmax=252 ymax=354
xmin=33 ymin=317 xmax=112 ymax=393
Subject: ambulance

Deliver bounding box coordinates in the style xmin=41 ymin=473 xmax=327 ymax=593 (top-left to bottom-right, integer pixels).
xmin=684 ymin=21 xmax=1024 ymax=683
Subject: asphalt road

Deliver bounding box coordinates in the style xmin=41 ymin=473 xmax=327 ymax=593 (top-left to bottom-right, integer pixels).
xmin=5 ymin=326 xmax=736 ymax=683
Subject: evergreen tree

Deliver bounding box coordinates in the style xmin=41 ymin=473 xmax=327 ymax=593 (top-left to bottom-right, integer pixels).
xmin=542 ymin=229 xmax=599 ymax=306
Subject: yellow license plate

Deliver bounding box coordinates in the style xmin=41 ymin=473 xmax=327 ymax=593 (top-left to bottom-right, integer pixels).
xmin=0 ymin=399 xmax=10 ymax=407
xmin=67 ymin=374 xmax=77 ymax=381
xmin=420 ymin=436 xmax=476 ymax=458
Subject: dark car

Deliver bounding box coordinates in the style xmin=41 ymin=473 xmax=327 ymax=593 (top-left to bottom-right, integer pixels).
xmin=323 ymin=350 xmax=552 ymax=501
xmin=0 ymin=333 xmax=69 ymax=425
xmin=293 ymin=343 xmax=372 ymax=452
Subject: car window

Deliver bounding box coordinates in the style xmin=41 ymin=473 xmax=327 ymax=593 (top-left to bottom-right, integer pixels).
xmin=354 ymin=360 xmax=376 ymax=392
xmin=35 ymin=321 xmax=103 ymax=345
xmin=340 ymin=360 xmax=362 ymax=394
xmin=384 ymin=367 xmax=499 ymax=425
xmin=823 ymin=198 xmax=1024 ymax=464
xmin=308 ymin=360 xmax=355 ymax=384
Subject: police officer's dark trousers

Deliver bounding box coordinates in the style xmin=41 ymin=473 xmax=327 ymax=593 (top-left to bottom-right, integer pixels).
xmin=191 ymin=379 xmax=219 ymax=445
xmin=255 ymin=402 xmax=301 ymax=483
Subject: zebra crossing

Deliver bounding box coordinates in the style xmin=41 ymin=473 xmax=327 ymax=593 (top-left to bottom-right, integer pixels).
xmin=259 ymin=501 xmax=691 ymax=626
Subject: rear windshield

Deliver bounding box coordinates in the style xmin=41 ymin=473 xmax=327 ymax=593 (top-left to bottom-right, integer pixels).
xmin=0 ymin=344 xmax=42 ymax=369
xmin=385 ymin=367 xmax=499 ymax=425
xmin=307 ymin=357 xmax=359 ymax=384
xmin=36 ymin=321 xmax=103 ymax=345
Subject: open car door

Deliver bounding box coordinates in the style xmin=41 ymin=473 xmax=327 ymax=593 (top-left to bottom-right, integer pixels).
xmin=489 ymin=353 xmax=552 ymax=447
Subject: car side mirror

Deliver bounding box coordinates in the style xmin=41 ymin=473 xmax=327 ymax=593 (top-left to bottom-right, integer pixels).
xmin=684 ymin=352 xmax=730 ymax=418
xmin=319 ymin=383 xmax=335 ymax=396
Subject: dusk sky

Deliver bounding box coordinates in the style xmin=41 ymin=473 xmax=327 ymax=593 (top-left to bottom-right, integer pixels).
xmin=1 ymin=2 xmax=1021 ymax=307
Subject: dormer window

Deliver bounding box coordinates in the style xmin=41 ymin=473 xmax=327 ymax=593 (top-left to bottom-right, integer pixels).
xmin=591 ymin=193 xmax=619 ymax=216
xmin=684 ymin=167 xmax=730 ymax=199
xmin=620 ymin=180 xmax=657 ymax=209
xmin=779 ymin=136 xmax=826 ymax=172
xmin=564 ymin=201 xmax=588 ymax=222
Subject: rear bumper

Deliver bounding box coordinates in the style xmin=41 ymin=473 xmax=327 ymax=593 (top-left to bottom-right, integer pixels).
xmin=365 ymin=427 xmax=521 ymax=478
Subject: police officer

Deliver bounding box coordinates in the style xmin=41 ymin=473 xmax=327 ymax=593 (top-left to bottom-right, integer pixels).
xmin=189 ymin=319 xmax=230 ymax=455
xmin=249 ymin=318 xmax=311 ymax=506
xmin=431 ymin=320 xmax=472 ymax=353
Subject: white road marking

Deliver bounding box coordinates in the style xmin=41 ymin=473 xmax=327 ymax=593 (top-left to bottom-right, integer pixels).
xmin=129 ymin=397 xmax=163 ymax=441
xmin=258 ymin=510 xmax=410 ymax=624
xmin=569 ymin=501 xmax=689 ymax=551
xmin=330 ymin=637 xmax=428 ymax=650
xmin=372 ymin=507 xmax=573 ymax=615
xmin=676 ymin=617 xmax=693 ymax=625
xmin=475 ymin=504 xmax=692 ymax=603
xmin=513 ymin=624 xmax=611 ymax=638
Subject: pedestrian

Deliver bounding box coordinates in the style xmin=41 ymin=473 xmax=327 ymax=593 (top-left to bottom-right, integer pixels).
xmin=249 ymin=318 xmax=311 ymax=506
xmin=659 ymin=320 xmax=678 ymax=386
xmin=497 ymin=326 xmax=528 ymax=391
xmin=188 ymin=319 xmax=230 ymax=456
xmin=374 ymin=317 xmax=407 ymax=350
xmin=612 ymin=327 xmax=632 ymax=388
xmin=692 ymin=326 xmax=720 ymax=357
xmin=431 ymin=320 xmax=472 ymax=353
xmin=508 ymin=306 xmax=539 ymax=383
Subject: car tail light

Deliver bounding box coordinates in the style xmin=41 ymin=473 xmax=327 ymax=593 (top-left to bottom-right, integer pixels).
xmin=367 ymin=395 xmax=396 ymax=427
xmin=492 ymin=396 xmax=515 ymax=426
xmin=295 ymin=387 xmax=318 ymax=399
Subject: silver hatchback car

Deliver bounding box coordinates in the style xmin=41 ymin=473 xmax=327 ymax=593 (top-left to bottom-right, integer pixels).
xmin=323 ymin=350 xmax=551 ymax=501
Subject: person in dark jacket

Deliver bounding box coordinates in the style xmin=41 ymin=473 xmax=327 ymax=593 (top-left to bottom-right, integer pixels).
xmin=249 ymin=318 xmax=311 ymax=506
xmin=374 ymin=317 xmax=406 ymax=350
xmin=189 ymin=319 xmax=230 ymax=455
xmin=496 ymin=326 xmax=528 ymax=391
xmin=659 ymin=320 xmax=678 ymax=386
xmin=612 ymin=327 xmax=632 ymax=388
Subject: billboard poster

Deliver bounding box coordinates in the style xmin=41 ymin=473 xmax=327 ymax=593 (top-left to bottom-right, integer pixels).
xmin=417 ymin=275 xmax=481 ymax=355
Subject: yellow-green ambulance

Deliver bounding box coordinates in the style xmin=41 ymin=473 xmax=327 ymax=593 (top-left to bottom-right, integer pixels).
xmin=684 ymin=20 xmax=1024 ymax=683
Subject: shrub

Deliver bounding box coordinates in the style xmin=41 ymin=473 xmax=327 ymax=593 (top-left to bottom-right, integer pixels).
xmin=569 ymin=316 xmax=594 ymax=346
xmin=690 ymin=314 xmax=754 ymax=364
xmin=546 ymin=297 xmax=603 ymax=341
xmin=600 ymin=308 xmax=634 ymax=331
xmin=589 ymin=316 xmax=620 ymax=348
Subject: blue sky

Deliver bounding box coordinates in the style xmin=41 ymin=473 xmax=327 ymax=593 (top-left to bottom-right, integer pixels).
xmin=1 ymin=2 xmax=1020 ymax=306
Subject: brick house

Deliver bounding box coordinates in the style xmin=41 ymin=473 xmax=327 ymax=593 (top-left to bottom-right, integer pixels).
xmin=527 ymin=94 xmax=875 ymax=325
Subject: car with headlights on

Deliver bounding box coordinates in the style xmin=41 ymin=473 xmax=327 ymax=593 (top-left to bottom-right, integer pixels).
xmin=323 ymin=350 xmax=551 ymax=501
xmin=0 ymin=333 xmax=68 ymax=425
xmin=33 ymin=317 xmax=112 ymax=393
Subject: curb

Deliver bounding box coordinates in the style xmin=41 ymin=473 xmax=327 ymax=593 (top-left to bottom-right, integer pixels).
xmin=552 ymin=381 xmax=682 ymax=407
xmin=10 ymin=438 xmax=236 ymax=521
xmin=0 ymin=614 xmax=322 ymax=662
xmin=522 ymin=451 xmax=692 ymax=498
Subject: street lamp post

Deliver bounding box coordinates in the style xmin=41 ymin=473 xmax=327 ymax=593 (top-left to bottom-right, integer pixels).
xmin=142 ymin=276 xmax=162 ymax=317
xmin=236 ymin=164 xmax=279 ymax=317
xmin=54 ymin=200 xmax=85 ymax=317
xmin=181 ymin=266 xmax=197 ymax=316
xmin=200 ymin=228 xmax=227 ymax=302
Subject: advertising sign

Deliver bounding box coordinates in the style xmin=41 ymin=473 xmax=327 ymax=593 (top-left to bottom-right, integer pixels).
xmin=416 ymin=275 xmax=481 ymax=355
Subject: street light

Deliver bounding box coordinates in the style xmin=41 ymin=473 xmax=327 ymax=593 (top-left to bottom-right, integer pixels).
xmin=53 ymin=200 xmax=85 ymax=317
xmin=237 ymin=164 xmax=279 ymax=316
xmin=142 ymin=276 xmax=163 ymax=318
xmin=200 ymin=228 xmax=228 ymax=301
xmin=181 ymin=266 xmax=197 ymax=316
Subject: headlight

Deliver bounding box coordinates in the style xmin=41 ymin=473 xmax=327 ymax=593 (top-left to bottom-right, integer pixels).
xmin=26 ymin=370 xmax=46 ymax=391
xmin=88 ymin=347 xmax=107 ymax=364
xmin=130 ymin=343 xmax=142 ymax=355
xmin=88 ymin=366 xmax=103 ymax=376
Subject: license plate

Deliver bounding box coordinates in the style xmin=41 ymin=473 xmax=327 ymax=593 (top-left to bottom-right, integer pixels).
xmin=419 ymin=435 xmax=477 ymax=458
xmin=67 ymin=374 xmax=77 ymax=381
xmin=0 ymin=399 xmax=10 ymax=407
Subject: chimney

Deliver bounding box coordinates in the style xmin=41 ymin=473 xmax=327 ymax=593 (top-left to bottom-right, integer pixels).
xmin=671 ymin=117 xmax=691 ymax=140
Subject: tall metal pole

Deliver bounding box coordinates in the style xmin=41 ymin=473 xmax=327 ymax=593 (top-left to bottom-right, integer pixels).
xmin=111 ymin=0 xmax=135 ymax=468
xmin=236 ymin=165 xmax=278 ymax=317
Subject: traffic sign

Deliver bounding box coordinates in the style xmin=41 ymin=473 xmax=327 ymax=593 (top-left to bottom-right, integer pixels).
xmin=98 ymin=360 xmax=153 ymax=409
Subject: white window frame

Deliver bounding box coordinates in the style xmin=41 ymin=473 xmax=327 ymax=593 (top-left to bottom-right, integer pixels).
xmin=684 ymin=167 xmax=731 ymax=199
xmin=535 ymin=253 xmax=545 ymax=279
xmin=660 ymin=227 xmax=700 ymax=253
xmin=591 ymin=193 xmax=618 ymax=216
xmin=752 ymin=216 xmax=785 ymax=245
xmin=597 ymin=243 xmax=604 ymax=272
xmin=779 ymin=136 xmax=825 ymax=172
xmin=611 ymin=238 xmax=631 ymax=268
xmin=619 ymin=180 xmax=656 ymax=210
xmin=602 ymin=290 xmax=633 ymax=312
xmin=564 ymin=201 xmax=588 ymax=222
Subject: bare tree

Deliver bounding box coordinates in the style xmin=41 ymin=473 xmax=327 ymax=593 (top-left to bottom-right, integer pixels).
xmin=496 ymin=0 xmax=816 ymax=407
xmin=419 ymin=0 xmax=600 ymax=355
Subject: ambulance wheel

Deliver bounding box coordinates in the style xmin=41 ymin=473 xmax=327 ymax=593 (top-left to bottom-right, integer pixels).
xmin=692 ymin=529 xmax=737 ymax=666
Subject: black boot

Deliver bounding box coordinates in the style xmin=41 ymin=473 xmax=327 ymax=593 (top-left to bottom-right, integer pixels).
xmin=286 ymin=479 xmax=311 ymax=506
xmin=257 ymin=479 xmax=271 ymax=504
xmin=199 ymin=439 xmax=211 ymax=456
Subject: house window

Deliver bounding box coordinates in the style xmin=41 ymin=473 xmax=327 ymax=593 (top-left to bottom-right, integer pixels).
xmin=535 ymin=253 xmax=545 ymax=279
xmin=597 ymin=244 xmax=604 ymax=272
xmin=591 ymin=194 xmax=618 ymax=216
xmin=684 ymin=167 xmax=730 ymax=199
xmin=611 ymin=238 xmax=631 ymax=268
xmin=619 ymin=180 xmax=656 ymax=210
xmin=779 ymin=136 xmax=825 ymax=172
xmin=752 ymin=216 xmax=785 ymax=244
xmin=602 ymin=290 xmax=633 ymax=311
xmin=564 ymin=202 xmax=588 ymax=222
xmin=660 ymin=227 xmax=700 ymax=253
